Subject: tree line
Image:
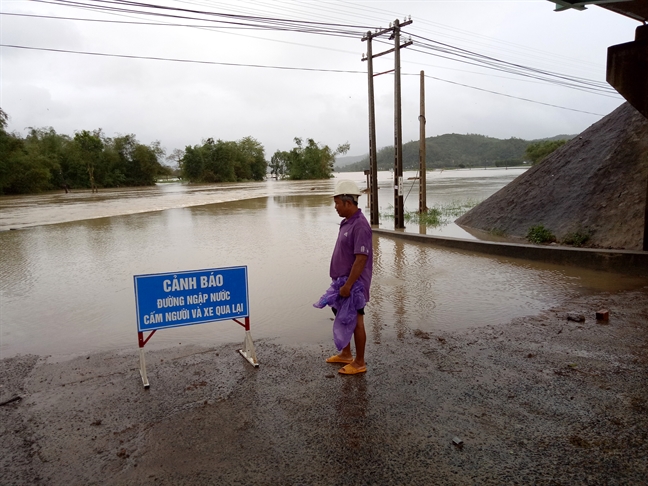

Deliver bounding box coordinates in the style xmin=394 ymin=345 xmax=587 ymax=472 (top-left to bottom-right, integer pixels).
xmin=176 ymin=136 xmax=347 ymax=182
xmin=0 ymin=108 xmax=170 ymax=195
xmin=269 ymin=138 xmax=349 ymax=180
xmin=1 ymin=108 xmax=348 ymax=194
xmin=179 ymin=137 xmax=267 ymax=183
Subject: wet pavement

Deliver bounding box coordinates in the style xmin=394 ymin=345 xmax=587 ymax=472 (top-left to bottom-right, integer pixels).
xmin=2 ymin=289 xmax=647 ymax=485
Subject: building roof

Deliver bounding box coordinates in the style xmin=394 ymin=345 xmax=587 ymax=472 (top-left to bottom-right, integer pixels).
xmin=548 ymin=0 xmax=648 ymax=22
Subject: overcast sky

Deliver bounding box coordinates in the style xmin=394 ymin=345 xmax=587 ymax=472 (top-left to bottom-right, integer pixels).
xmin=0 ymin=0 xmax=640 ymax=159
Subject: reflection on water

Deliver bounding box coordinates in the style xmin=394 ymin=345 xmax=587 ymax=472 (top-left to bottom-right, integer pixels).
xmin=2 ymin=173 xmax=647 ymax=359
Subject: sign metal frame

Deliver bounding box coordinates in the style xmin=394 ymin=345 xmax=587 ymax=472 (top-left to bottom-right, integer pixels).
xmin=133 ymin=266 xmax=258 ymax=388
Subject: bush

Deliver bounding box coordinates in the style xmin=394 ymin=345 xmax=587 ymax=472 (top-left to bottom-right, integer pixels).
xmin=526 ymin=225 xmax=556 ymax=244
xmin=562 ymin=230 xmax=590 ymax=247
xmin=525 ymin=140 xmax=568 ymax=165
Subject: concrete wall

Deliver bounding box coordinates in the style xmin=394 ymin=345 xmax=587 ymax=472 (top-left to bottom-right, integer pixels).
xmin=374 ymin=229 xmax=648 ymax=277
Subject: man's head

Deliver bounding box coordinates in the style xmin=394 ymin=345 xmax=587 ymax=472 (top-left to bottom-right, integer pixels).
xmin=333 ymin=180 xmax=361 ymax=218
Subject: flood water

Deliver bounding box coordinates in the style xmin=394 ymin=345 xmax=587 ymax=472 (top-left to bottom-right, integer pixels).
xmin=1 ymin=169 xmax=646 ymax=360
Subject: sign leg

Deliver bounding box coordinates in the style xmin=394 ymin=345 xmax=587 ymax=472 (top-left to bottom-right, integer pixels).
xmin=139 ymin=348 xmax=150 ymax=388
xmin=238 ymin=330 xmax=259 ymax=367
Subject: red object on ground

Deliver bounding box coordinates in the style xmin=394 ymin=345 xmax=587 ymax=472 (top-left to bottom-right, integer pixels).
xmin=596 ymin=309 xmax=610 ymax=321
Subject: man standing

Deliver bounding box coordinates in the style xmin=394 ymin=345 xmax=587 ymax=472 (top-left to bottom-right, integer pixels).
xmin=326 ymin=180 xmax=373 ymax=375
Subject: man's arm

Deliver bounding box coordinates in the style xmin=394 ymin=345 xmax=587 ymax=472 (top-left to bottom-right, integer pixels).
xmin=339 ymin=254 xmax=368 ymax=298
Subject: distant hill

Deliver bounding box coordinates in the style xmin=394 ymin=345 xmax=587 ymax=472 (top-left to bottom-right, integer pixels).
xmin=334 ymin=154 xmax=367 ymax=169
xmin=339 ymin=133 xmax=575 ymax=172
xmin=533 ymin=134 xmax=576 ymax=142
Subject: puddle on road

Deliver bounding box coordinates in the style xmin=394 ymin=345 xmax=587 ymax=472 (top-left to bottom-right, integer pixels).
xmin=2 ymin=192 xmax=646 ymax=360
xmin=368 ymin=236 xmax=647 ymax=343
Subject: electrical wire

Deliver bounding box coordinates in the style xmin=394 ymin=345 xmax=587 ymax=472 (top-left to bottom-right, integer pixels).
xmin=3 ymin=0 xmax=619 ymax=115
xmin=0 ymin=43 xmax=366 ymax=73
xmin=0 ymin=11 xmax=364 ymax=55
xmin=402 ymin=32 xmax=616 ymax=94
xmin=15 ymin=0 xmax=616 ymax=94
xmin=6 ymin=7 xmax=615 ymax=98
xmin=410 ymin=73 xmax=606 ymax=116
xmin=0 ymin=43 xmax=608 ymax=116
xmin=242 ymin=0 xmax=606 ymax=75
xmin=31 ymin=0 xmax=373 ymax=36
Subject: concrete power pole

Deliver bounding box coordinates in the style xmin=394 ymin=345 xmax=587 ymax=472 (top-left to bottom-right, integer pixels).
xmin=365 ymin=33 xmax=379 ymax=225
xmin=362 ymin=18 xmax=412 ymax=229
xmin=419 ymin=70 xmax=427 ymax=214
xmin=393 ymin=19 xmax=404 ymax=229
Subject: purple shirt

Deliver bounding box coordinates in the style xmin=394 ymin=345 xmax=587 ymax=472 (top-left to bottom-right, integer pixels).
xmin=330 ymin=208 xmax=373 ymax=301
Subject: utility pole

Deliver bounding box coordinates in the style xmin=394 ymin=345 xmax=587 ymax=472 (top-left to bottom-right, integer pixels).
xmin=393 ymin=19 xmax=404 ymax=228
xmin=364 ymin=32 xmax=379 ymax=225
xmin=419 ymin=70 xmax=427 ymax=214
xmin=362 ymin=18 xmax=412 ymax=229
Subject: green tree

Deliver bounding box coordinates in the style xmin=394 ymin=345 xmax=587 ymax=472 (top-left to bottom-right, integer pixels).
xmin=1 ymin=127 xmax=68 ymax=193
xmin=237 ymin=136 xmax=266 ymax=181
xmin=106 ymin=134 xmax=164 ymax=186
xmin=270 ymin=150 xmax=290 ymax=179
xmin=180 ymin=145 xmax=205 ymax=181
xmin=166 ymin=148 xmax=184 ymax=178
xmin=524 ymin=140 xmax=568 ymax=165
xmin=180 ymin=137 xmax=267 ymax=183
xmin=284 ymin=138 xmax=349 ymax=180
xmin=0 ymin=110 xmax=168 ymax=193
xmin=205 ymin=139 xmax=237 ymax=182
xmin=73 ymin=130 xmax=104 ymax=191
xmin=0 ymin=108 xmax=22 ymax=194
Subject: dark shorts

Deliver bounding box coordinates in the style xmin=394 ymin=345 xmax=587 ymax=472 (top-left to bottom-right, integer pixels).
xmin=332 ymin=307 xmax=365 ymax=316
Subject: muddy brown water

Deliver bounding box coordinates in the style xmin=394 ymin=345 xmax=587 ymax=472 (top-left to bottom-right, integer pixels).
xmin=1 ymin=170 xmax=646 ymax=359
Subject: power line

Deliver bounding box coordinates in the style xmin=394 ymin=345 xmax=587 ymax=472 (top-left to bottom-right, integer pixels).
xmin=402 ymin=45 xmax=619 ymax=98
xmin=7 ymin=7 xmax=615 ymax=98
xmin=32 ymin=0 xmax=372 ymax=36
xmin=0 ymin=42 xmax=606 ymax=116
xmin=410 ymin=73 xmax=606 ymax=116
xmin=0 ymin=11 xmax=284 ymax=29
xmin=404 ymin=32 xmax=615 ymax=94
xmin=250 ymin=0 xmax=605 ymax=75
xmin=5 ymin=1 xmax=618 ymax=111
xmin=0 ymin=11 xmax=364 ymax=55
xmin=19 ymin=0 xmax=615 ymax=95
xmin=0 ymin=43 xmax=366 ymax=73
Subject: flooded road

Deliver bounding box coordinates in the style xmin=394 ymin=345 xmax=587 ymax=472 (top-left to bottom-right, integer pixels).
xmin=1 ymin=169 xmax=646 ymax=359
xmin=0 ymin=168 xmax=520 ymax=235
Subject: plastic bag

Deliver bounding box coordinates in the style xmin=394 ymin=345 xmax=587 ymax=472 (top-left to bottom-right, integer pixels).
xmin=314 ymin=276 xmax=366 ymax=350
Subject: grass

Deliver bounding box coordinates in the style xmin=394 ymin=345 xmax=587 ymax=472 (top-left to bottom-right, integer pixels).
xmin=526 ymin=225 xmax=556 ymax=244
xmin=562 ymin=229 xmax=591 ymax=247
xmin=380 ymin=199 xmax=480 ymax=227
xmin=489 ymin=228 xmax=507 ymax=237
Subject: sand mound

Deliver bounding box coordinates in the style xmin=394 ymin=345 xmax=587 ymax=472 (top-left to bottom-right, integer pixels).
xmin=456 ymin=103 xmax=648 ymax=250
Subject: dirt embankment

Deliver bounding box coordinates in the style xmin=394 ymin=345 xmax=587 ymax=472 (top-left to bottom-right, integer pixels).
xmin=2 ymin=288 xmax=647 ymax=485
xmin=457 ymin=102 xmax=648 ymax=250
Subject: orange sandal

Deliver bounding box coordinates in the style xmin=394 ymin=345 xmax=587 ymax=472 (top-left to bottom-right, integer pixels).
xmin=338 ymin=364 xmax=367 ymax=375
xmin=326 ymin=355 xmax=353 ymax=364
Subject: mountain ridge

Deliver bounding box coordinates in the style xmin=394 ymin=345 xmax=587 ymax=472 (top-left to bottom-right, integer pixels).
xmin=337 ymin=133 xmax=576 ymax=172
